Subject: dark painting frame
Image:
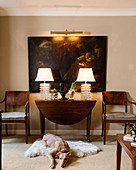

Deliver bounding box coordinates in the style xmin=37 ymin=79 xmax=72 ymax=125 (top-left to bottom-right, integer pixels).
xmin=28 ymin=36 xmax=107 ymax=93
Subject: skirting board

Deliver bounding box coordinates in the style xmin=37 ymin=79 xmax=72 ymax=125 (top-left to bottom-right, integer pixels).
xmin=2 ymin=129 xmax=125 ymax=136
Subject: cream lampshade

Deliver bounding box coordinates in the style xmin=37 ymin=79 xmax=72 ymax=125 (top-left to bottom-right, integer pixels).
xmin=35 ymin=68 xmax=54 ymax=99
xmin=76 ymin=68 xmax=95 ymax=99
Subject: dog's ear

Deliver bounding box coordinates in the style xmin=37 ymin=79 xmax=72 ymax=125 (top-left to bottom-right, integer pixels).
xmin=67 ymin=152 xmax=71 ymax=157
xmin=56 ymin=152 xmax=61 ymax=156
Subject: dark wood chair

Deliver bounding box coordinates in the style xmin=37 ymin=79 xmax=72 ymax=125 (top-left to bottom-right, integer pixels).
xmin=102 ymin=91 xmax=136 ymax=145
xmin=0 ymin=91 xmax=30 ymax=144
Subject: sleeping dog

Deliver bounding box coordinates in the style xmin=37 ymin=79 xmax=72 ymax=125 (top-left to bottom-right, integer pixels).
xmin=42 ymin=133 xmax=71 ymax=168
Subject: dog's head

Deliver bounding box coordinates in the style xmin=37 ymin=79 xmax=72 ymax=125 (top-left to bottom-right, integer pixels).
xmin=57 ymin=151 xmax=71 ymax=168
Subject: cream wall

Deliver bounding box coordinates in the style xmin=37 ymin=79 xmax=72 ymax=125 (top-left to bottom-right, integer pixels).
xmin=0 ymin=16 xmax=136 ymax=135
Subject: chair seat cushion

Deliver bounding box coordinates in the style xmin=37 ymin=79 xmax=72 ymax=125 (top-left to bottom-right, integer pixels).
xmin=2 ymin=112 xmax=26 ymax=120
xmin=106 ymin=112 xmax=136 ymax=120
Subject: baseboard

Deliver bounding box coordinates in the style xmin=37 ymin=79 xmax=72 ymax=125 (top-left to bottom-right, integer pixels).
xmin=2 ymin=129 xmax=125 ymax=136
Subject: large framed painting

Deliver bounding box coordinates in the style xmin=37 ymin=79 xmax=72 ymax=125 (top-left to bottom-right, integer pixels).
xmin=28 ymin=36 xmax=107 ymax=93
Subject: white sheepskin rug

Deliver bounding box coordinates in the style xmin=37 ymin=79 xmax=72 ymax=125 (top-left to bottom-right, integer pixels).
xmin=25 ymin=140 xmax=100 ymax=158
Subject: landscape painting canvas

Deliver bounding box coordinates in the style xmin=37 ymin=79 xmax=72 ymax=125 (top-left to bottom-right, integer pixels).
xmin=28 ymin=36 xmax=107 ymax=93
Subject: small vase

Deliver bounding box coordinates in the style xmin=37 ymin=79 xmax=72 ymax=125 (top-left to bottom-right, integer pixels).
xmin=51 ymin=94 xmax=55 ymax=100
xmin=68 ymin=90 xmax=75 ymax=100
xmin=51 ymin=93 xmax=58 ymax=100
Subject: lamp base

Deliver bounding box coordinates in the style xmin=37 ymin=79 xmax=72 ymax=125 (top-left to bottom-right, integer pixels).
xmin=40 ymin=83 xmax=50 ymax=99
xmin=81 ymin=83 xmax=91 ymax=100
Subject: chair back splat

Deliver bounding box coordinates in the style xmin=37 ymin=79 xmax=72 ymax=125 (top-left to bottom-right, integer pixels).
xmin=102 ymin=91 xmax=127 ymax=111
xmin=6 ymin=91 xmax=29 ymax=106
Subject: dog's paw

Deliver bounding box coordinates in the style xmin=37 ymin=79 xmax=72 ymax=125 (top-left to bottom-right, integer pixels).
xmin=50 ymin=164 xmax=55 ymax=169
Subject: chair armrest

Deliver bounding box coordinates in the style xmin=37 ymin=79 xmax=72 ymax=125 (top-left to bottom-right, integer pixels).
xmin=25 ymin=100 xmax=29 ymax=107
xmin=0 ymin=99 xmax=5 ymax=104
xmin=128 ymin=100 xmax=136 ymax=105
xmin=102 ymin=101 xmax=106 ymax=113
xmin=25 ymin=100 xmax=29 ymax=116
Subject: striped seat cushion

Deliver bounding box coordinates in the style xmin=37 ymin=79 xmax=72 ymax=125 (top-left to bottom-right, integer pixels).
xmin=106 ymin=112 xmax=136 ymax=120
xmin=2 ymin=112 xmax=26 ymax=119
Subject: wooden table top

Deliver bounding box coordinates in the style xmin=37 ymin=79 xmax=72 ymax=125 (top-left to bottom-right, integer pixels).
xmin=35 ymin=99 xmax=96 ymax=102
xmin=35 ymin=99 xmax=97 ymax=125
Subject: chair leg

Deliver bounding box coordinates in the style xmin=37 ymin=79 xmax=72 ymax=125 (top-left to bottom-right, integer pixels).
xmin=124 ymin=123 xmax=127 ymax=134
xmin=104 ymin=120 xmax=106 ymax=145
xmin=25 ymin=119 xmax=28 ymax=144
xmin=5 ymin=124 xmax=8 ymax=136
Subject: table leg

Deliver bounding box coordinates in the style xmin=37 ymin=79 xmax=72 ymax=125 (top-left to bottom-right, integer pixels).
xmin=117 ymin=140 xmax=122 ymax=170
xmin=132 ymin=158 xmax=136 ymax=170
xmin=87 ymin=112 xmax=91 ymax=142
xmin=40 ymin=112 xmax=45 ymax=139
xmin=86 ymin=117 xmax=88 ymax=137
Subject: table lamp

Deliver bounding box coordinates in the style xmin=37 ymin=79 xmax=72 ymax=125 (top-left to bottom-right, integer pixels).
xmin=35 ymin=68 xmax=54 ymax=99
xmin=76 ymin=68 xmax=96 ymax=99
